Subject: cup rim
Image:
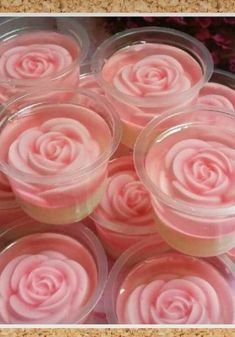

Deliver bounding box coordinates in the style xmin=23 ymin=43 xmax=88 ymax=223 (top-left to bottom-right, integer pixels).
xmin=0 ymin=17 xmax=89 ymax=86
xmin=0 ymin=87 xmax=122 ymax=185
xmin=92 ymin=26 xmax=214 ymax=108
xmin=210 ymin=68 xmax=235 ymax=88
xmin=105 ymin=235 xmax=235 ymax=323
xmin=134 ymin=104 xmax=235 ymax=218
xmin=0 ymin=218 xmax=108 ymax=323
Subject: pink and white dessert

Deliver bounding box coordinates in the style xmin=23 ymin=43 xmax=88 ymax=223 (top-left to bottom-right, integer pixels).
xmin=0 ymin=91 xmax=121 ymax=225
xmin=0 ymin=28 xmax=82 ymax=104
xmin=135 ymin=106 xmax=235 ymax=256
xmin=0 ymin=171 xmax=26 ymax=228
xmin=115 ymin=253 xmax=234 ymax=324
xmin=106 ymin=237 xmax=235 ymax=324
xmin=0 ymin=232 xmax=99 ymax=323
xmin=92 ymin=28 xmax=213 ymax=148
xmin=91 ymin=156 xmax=161 ymax=258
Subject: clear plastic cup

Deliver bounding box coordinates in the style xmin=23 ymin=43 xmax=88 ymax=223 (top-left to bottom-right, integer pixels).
xmin=105 ymin=236 xmax=235 ymax=324
xmin=135 ymin=105 xmax=235 ymax=257
xmin=90 ymin=155 xmax=161 ymax=259
xmin=0 ymin=217 xmax=108 ymax=324
xmin=0 ymin=171 xmax=27 ymax=229
xmin=92 ymin=27 xmax=213 ymax=148
xmin=0 ymin=88 xmax=122 ymax=225
xmin=80 ymin=64 xmax=130 ymax=159
xmin=0 ymin=17 xmax=89 ymax=105
xmin=80 ymin=62 xmax=105 ymax=96
xmin=197 ymin=69 xmax=235 ymax=110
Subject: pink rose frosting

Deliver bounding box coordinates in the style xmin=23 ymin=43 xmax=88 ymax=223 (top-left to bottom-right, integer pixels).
xmin=0 ymin=31 xmax=80 ymax=104
xmin=0 ymin=45 xmax=73 ymax=80
xmin=116 ymin=254 xmax=234 ymax=324
xmin=0 ymin=103 xmax=112 ymax=210
xmin=0 ymin=251 xmax=91 ymax=323
xmin=94 ymin=156 xmax=155 ymax=227
xmin=197 ymin=82 xmax=235 ymax=110
xmin=102 ymin=44 xmax=201 ymax=98
xmin=147 ymin=137 xmax=235 ymax=206
xmin=0 ymin=232 xmax=98 ymax=323
xmin=112 ymin=54 xmax=191 ymax=97
xmin=8 ymin=117 xmax=100 ymax=177
xmin=101 ymin=43 xmax=202 ymax=135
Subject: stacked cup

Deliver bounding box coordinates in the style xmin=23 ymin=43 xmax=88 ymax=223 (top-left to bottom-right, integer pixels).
xmin=0 ymin=20 xmax=235 ymax=324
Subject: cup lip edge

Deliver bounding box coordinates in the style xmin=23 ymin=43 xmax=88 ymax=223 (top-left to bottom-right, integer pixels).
xmin=134 ymin=104 xmax=235 ymax=219
xmin=0 ymin=18 xmax=89 ymax=86
xmin=0 ymin=87 xmax=122 ymax=185
xmin=104 ymin=234 xmax=235 ymax=324
xmin=0 ymin=219 xmax=108 ymax=323
xmin=91 ymin=26 xmax=214 ymax=108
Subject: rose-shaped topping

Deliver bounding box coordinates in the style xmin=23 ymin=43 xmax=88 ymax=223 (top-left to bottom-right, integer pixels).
xmin=0 ymin=45 xmax=73 ymax=80
xmin=116 ymin=254 xmax=234 ymax=324
xmin=112 ymin=55 xmax=191 ymax=97
xmin=148 ymin=138 xmax=235 ymax=206
xmin=102 ymin=43 xmax=202 ymax=98
xmin=8 ymin=117 xmax=100 ymax=177
xmin=95 ymin=156 xmax=154 ymax=227
xmin=0 ymin=251 xmax=91 ymax=323
xmin=197 ymin=83 xmax=235 ymax=110
xmin=197 ymin=94 xmax=234 ymax=110
xmin=120 ymin=276 xmax=220 ymax=324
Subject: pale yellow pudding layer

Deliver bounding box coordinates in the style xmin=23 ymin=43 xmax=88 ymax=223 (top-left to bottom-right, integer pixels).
xmin=0 ymin=328 xmax=233 ymax=337
xmin=16 ymin=182 xmax=106 ymax=225
xmin=155 ymin=215 xmax=235 ymax=257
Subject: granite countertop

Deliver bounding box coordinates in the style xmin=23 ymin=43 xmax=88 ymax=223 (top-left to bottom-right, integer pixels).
xmin=0 ymin=0 xmax=234 ymax=12
xmin=0 ymin=329 xmax=234 ymax=337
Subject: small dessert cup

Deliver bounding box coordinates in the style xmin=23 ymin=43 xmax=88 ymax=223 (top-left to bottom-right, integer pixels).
xmin=90 ymin=155 xmax=161 ymax=259
xmin=92 ymin=27 xmax=213 ymax=148
xmin=0 ymin=217 xmax=108 ymax=324
xmin=105 ymin=236 xmax=235 ymax=324
xmin=0 ymin=88 xmax=121 ymax=225
xmin=80 ymin=64 xmax=130 ymax=159
xmin=135 ymin=105 xmax=235 ymax=257
xmin=0 ymin=17 xmax=89 ymax=104
xmin=197 ymin=69 xmax=235 ymax=109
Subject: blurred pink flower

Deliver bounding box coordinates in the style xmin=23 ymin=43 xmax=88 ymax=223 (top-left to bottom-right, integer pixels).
xmin=212 ymin=33 xmax=232 ymax=50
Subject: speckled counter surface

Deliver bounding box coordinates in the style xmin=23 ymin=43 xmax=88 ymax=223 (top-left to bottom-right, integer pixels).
xmin=0 ymin=0 xmax=234 ymax=12
xmin=0 ymin=329 xmax=234 ymax=337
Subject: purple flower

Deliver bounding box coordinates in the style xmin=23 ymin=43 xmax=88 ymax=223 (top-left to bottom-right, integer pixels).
xmin=212 ymin=33 xmax=232 ymax=50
